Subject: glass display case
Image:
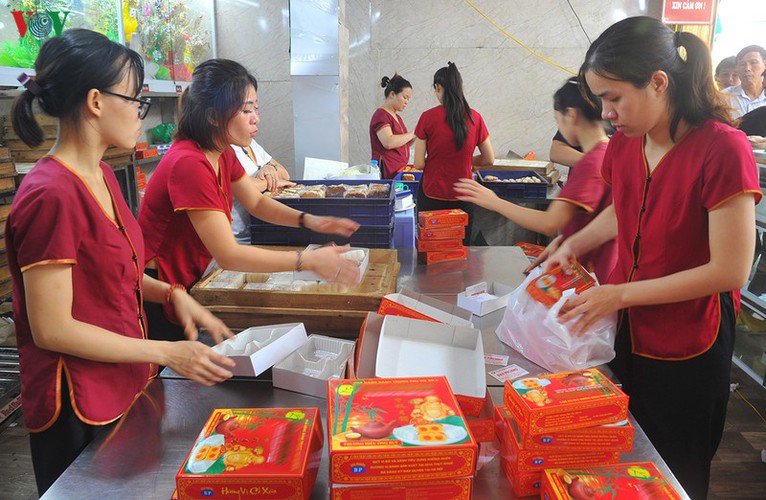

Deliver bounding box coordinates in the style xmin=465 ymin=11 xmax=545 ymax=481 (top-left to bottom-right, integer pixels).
xmin=736 ymin=161 xmax=766 ymax=386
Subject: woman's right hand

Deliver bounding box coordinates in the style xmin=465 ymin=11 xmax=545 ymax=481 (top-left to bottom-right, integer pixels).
xmin=163 ymin=341 xmax=234 ymax=386
xmin=543 ymin=238 xmax=578 ymax=273
xmin=524 ymin=235 xmax=563 ymax=273
xmin=453 ymin=178 xmax=501 ymax=211
xmin=303 ymin=245 xmax=362 ymax=285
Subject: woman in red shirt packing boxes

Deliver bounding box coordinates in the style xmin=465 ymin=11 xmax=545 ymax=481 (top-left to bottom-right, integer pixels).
xmin=7 ymin=29 xmax=236 ymax=495
xmin=413 ymin=62 xmax=495 ymax=245
xmin=546 ymin=17 xmax=761 ymax=499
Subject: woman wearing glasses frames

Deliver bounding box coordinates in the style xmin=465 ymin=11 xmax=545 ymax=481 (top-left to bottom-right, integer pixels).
xmin=8 ymin=29 xmax=235 ymax=495
xmin=413 ymin=62 xmax=495 ymax=245
xmin=138 ymin=59 xmax=362 ymax=342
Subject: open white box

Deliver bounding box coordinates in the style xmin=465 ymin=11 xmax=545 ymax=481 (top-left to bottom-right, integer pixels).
xmin=294 ymin=245 xmax=369 ymax=283
xmin=375 ymin=315 xmax=486 ymax=399
xmin=378 ymin=288 xmax=473 ymax=326
xmin=272 ymin=334 xmax=356 ymax=398
xmin=212 ymin=323 xmax=307 ymax=377
xmin=457 ymin=281 xmax=515 ymax=316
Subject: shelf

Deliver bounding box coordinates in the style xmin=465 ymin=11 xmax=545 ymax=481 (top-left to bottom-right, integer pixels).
xmin=134 ymin=154 xmax=165 ymax=166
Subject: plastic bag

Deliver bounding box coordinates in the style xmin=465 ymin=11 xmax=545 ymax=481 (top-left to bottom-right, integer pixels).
xmin=146 ymin=122 xmax=177 ymax=144
xmin=495 ymin=267 xmax=617 ymax=372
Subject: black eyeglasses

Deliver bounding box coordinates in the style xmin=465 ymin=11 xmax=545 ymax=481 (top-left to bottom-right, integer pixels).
xmin=100 ymin=90 xmax=152 ymax=119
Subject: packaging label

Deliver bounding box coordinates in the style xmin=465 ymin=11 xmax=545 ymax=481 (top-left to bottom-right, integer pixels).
xmin=489 ymin=364 xmax=529 ymax=382
xmin=484 ymin=354 xmax=510 ymax=366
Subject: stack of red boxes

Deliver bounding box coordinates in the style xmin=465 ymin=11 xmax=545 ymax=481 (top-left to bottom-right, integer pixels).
xmin=495 ymin=368 xmax=634 ymax=497
xmin=417 ymin=209 xmax=469 ymax=264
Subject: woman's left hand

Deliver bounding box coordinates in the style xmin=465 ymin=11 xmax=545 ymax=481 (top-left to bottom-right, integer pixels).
xmin=557 ymin=284 xmax=624 ymax=335
xmin=305 ymin=214 xmax=360 ymax=237
xmin=170 ymin=289 xmax=234 ymax=344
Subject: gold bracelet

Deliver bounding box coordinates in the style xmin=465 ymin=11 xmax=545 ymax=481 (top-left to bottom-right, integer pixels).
xmin=296 ymin=250 xmax=304 ymax=272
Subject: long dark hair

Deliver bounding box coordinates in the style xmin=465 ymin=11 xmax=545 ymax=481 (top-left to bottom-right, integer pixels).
xmin=176 ymin=59 xmax=258 ymax=151
xmin=554 ymin=77 xmax=602 ymax=122
xmin=433 ymin=62 xmax=473 ymax=150
xmin=11 ymin=28 xmax=144 ymax=148
xmin=579 ymin=16 xmax=732 ymax=140
xmin=381 ymin=73 xmax=412 ymax=99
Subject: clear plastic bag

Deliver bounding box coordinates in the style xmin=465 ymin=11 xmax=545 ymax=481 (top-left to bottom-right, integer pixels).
xmin=495 ymin=267 xmax=617 ymax=372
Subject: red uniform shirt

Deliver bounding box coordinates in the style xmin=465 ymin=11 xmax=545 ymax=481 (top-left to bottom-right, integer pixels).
xmin=139 ymin=140 xmax=246 ymax=290
xmin=414 ymin=106 xmax=489 ymax=200
xmin=6 ymin=156 xmax=153 ymax=432
xmin=602 ymin=120 xmax=761 ymax=359
xmin=557 ymin=141 xmax=617 ymax=282
xmin=370 ymin=107 xmax=410 ymax=179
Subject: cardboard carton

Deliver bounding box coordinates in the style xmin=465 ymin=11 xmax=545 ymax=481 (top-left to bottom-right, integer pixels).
xmin=494 ymin=405 xmax=634 ymax=452
xmin=375 ymin=316 xmax=486 ymax=403
xmin=417 ymin=225 xmax=466 ymax=241
xmin=417 ymin=209 xmax=468 ymax=228
xmin=330 ymin=477 xmax=472 ymax=499
xmin=327 ymin=376 xmax=477 ymax=484
xmin=377 ymin=289 xmax=473 ymax=326
xmin=212 ymin=323 xmax=308 ymax=377
xmin=272 ymin=335 xmax=356 ymax=398
xmin=457 ymin=281 xmax=515 ymax=316
xmin=175 ymin=408 xmax=323 ymax=500
xmin=541 ymin=462 xmax=683 ymax=499
xmin=503 ymin=369 xmax=628 ymax=434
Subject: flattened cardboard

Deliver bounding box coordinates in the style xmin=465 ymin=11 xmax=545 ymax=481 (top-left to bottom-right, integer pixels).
xmin=175 ymin=408 xmax=323 ymax=500
xmin=457 ymin=281 xmax=515 ymax=316
xmin=375 ymin=316 xmax=486 ymax=400
xmin=327 ymin=376 xmax=477 ymax=484
xmin=503 ymin=368 xmax=629 ymax=435
xmin=212 ymin=323 xmax=308 ymax=377
xmin=377 ymin=288 xmax=473 ymax=326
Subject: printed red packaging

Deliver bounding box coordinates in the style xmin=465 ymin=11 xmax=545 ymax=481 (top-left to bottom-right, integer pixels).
xmin=418 ymin=225 xmax=466 ymax=241
xmin=465 ymin=390 xmax=495 ymax=441
xmin=503 ymin=369 xmax=628 ymax=435
xmin=175 ymin=408 xmax=323 ymax=500
xmin=513 ymin=241 xmax=545 ymax=258
xmin=135 ymin=148 xmax=159 ymax=159
xmin=330 ymin=477 xmax=472 ymax=499
xmin=494 ymin=405 xmax=634 ymax=452
xmin=500 ymin=457 xmax=544 ymax=497
xmin=417 ymin=209 xmax=468 ymax=228
xmin=418 ymin=246 xmax=468 ymax=265
xmin=416 ymin=238 xmax=465 ymax=252
xmin=327 ymin=376 xmax=477 ymax=484
xmin=526 ymin=260 xmax=597 ymax=307
xmin=541 ymin=462 xmax=683 ymax=499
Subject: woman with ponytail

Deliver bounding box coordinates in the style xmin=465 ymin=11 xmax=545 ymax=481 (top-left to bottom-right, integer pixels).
xmin=7 ymin=29 xmax=236 ymax=495
xmin=413 ymin=62 xmax=494 ymax=245
xmin=455 ymin=77 xmax=616 ymax=282
xmin=544 ymin=17 xmax=760 ymax=498
xmin=369 ymin=73 xmax=415 ymax=178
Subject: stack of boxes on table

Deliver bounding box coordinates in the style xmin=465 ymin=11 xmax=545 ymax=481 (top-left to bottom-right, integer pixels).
xmin=417 ymin=208 xmax=469 ymax=264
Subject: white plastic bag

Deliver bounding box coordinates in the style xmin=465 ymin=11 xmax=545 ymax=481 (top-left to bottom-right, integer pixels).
xmin=495 ymin=267 xmax=617 ymax=372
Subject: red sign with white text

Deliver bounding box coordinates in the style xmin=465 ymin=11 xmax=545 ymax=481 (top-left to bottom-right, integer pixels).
xmin=662 ymin=0 xmax=715 ymax=25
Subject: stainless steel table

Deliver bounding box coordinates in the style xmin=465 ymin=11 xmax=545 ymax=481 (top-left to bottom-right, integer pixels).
xmin=43 ymin=247 xmax=689 ymax=499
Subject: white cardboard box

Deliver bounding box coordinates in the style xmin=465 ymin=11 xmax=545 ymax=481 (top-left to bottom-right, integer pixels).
xmin=375 ymin=315 xmax=486 ymax=399
xmin=457 ymin=281 xmax=515 ymax=316
xmin=272 ymin=334 xmax=356 ymax=398
xmin=379 ymin=289 xmax=473 ymax=326
xmin=212 ymin=323 xmax=308 ymax=377
xmin=294 ymin=245 xmax=369 ymax=283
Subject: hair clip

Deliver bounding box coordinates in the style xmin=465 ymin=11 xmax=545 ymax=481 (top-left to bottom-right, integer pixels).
xmin=17 ymin=73 xmax=42 ymax=97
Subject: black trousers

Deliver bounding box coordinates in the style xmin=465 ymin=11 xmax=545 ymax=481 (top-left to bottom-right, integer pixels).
xmin=144 ymin=267 xmax=186 ymax=342
xmin=609 ymin=293 xmax=735 ymax=500
xmin=29 ymin=377 xmax=117 ymax=496
xmin=416 ymin=181 xmax=475 ymax=246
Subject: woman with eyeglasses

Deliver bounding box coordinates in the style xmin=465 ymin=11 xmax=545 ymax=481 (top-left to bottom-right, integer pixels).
xmin=544 ymin=17 xmax=760 ymax=498
xmin=454 ymin=77 xmax=616 ymax=281
xmin=413 ymin=62 xmax=495 ymax=245
xmin=370 ymin=73 xmax=415 ymax=179
xmin=138 ymin=59 xmax=361 ymax=342
xmin=8 ymin=29 xmax=236 ymax=496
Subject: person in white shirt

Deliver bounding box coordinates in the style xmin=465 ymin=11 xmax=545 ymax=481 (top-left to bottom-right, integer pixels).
xmin=722 ymin=45 xmax=766 ymax=119
xmin=231 ymin=139 xmax=292 ymax=244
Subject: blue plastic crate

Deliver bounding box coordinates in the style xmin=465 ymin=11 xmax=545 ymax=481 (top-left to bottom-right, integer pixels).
xmin=250 ymin=217 xmax=395 ymax=248
xmin=392 ymin=171 xmax=421 ymax=201
xmin=477 ymin=170 xmax=547 ymax=200
xmin=251 ymin=179 xmax=394 ymax=227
